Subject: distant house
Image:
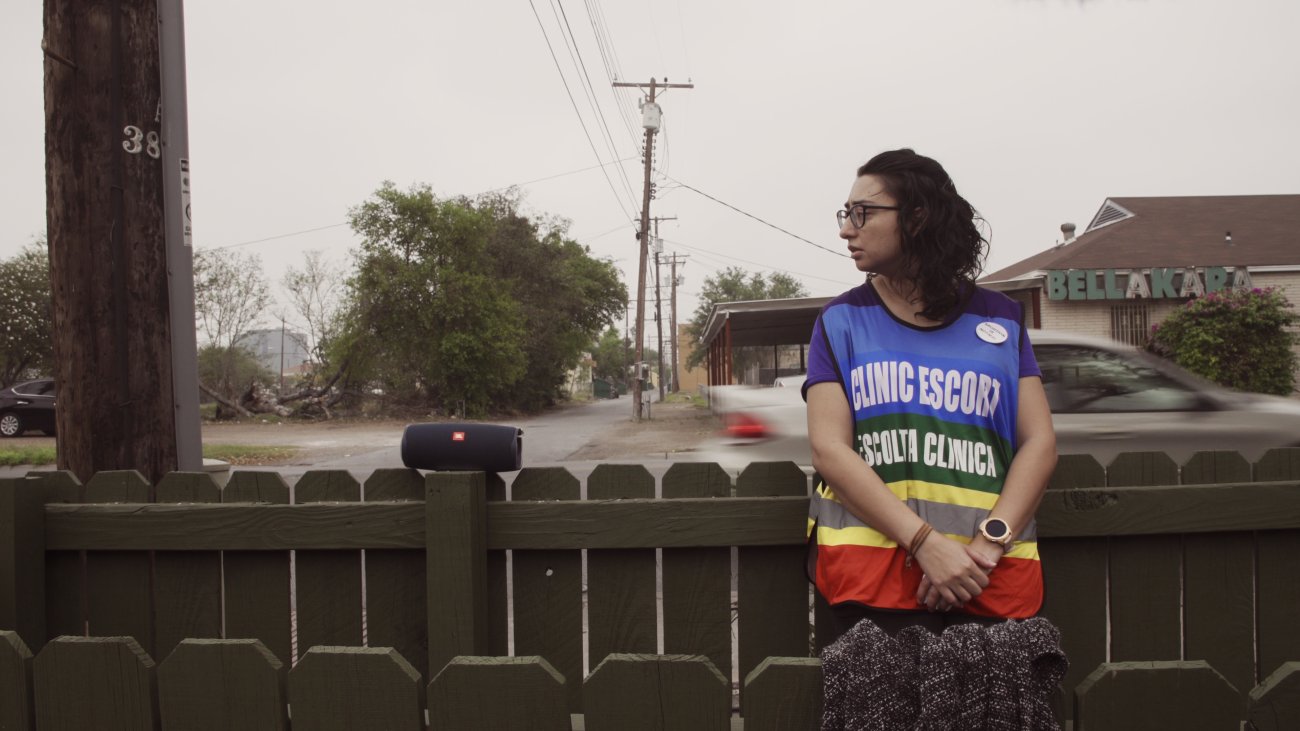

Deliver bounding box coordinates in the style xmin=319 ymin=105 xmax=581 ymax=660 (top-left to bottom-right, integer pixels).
xmin=978 ymin=195 xmax=1300 ymax=365
xmin=237 ymin=328 xmax=312 ymax=375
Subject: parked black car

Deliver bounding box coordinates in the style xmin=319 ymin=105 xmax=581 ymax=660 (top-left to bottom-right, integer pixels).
xmin=0 ymin=378 xmax=57 ymax=437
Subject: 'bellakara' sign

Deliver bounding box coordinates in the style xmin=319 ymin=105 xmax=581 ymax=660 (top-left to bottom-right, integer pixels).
xmin=1045 ymin=266 xmax=1252 ymax=301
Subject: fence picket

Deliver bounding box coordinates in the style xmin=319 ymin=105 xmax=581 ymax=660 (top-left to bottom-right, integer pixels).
xmin=662 ymin=463 xmax=733 ymax=690
xmin=295 ymin=471 xmax=363 ymax=656
xmin=1255 ymin=448 xmax=1300 ymax=482
xmin=1048 ymin=454 xmax=1105 ymax=489
xmin=288 ymin=646 xmax=423 ymax=731
xmin=742 ymin=657 xmax=821 ymax=731
xmin=83 ymin=471 xmax=154 ymax=656
xmin=511 ymin=467 xmax=584 ymax=712
xmin=1257 ymin=528 xmax=1300 ymax=681
xmin=29 ymin=472 xmax=84 ymax=645
xmin=1 ymin=478 xmax=46 ymax=653
xmin=0 ymin=630 xmax=33 ymax=731
xmin=427 ymin=656 xmax=569 ymax=731
xmin=1184 ymin=532 xmax=1256 ymax=702
xmin=363 ymin=468 xmax=428 ymax=679
xmin=583 ymin=654 xmax=730 ymax=731
xmin=1108 ymin=535 xmax=1181 ymax=662
xmin=33 ymin=636 xmax=159 ymax=730
xmin=1038 ymin=537 xmax=1107 ymax=718
xmin=1180 ymin=451 xmax=1251 ymax=485
xmin=157 ymin=639 xmax=287 ymax=730
xmin=1106 ymin=452 xmax=1180 ymax=487
xmin=485 ymin=473 xmax=509 ymax=657
xmin=736 ymin=462 xmax=810 ymax=705
xmin=1074 ymin=660 xmax=1241 ymax=730
xmin=586 ymin=465 xmax=657 ymax=667
xmin=222 ymin=472 xmax=292 ymax=665
xmin=1248 ymin=661 xmax=1300 ymax=731
xmin=153 ymin=472 xmax=222 ymax=660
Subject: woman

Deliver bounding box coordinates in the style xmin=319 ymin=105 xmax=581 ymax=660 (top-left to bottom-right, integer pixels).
xmin=805 ymin=149 xmax=1057 ymax=640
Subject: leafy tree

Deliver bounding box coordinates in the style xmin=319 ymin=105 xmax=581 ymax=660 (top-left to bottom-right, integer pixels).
xmin=591 ymin=326 xmax=631 ymax=384
xmin=332 ymin=183 xmax=625 ymax=415
xmin=684 ymin=267 xmax=809 ymax=370
xmin=1146 ymin=287 xmax=1299 ymax=395
xmin=0 ymin=241 xmax=53 ymax=386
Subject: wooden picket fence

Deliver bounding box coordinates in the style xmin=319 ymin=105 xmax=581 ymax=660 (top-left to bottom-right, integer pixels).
xmin=1 ymin=450 xmax=1300 ymax=729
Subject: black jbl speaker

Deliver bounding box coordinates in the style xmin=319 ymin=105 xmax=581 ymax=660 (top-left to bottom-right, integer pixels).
xmin=400 ymin=423 xmax=523 ymax=472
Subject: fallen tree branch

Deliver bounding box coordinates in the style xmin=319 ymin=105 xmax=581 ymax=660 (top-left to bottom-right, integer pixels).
xmin=199 ymin=381 xmax=253 ymax=418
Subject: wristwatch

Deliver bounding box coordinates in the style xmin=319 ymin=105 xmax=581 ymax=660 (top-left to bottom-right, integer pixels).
xmin=978 ymin=517 xmax=1014 ymax=549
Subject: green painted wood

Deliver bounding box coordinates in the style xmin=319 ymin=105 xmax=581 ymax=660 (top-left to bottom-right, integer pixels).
xmin=1108 ymin=535 xmax=1181 ymax=662
xmin=288 ymin=647 xmax=423 ymax=731
xmin=511 ymin=467 xmax=583 ymax=712
xmin=741 ymin=657 xmax=821 ymax=731
xmin=295 ymin=471 xmax=363 ymax=656
xmin=1256 ymin=530 xmax=1300 ymax=680
xmin=427 ymin=656 xmax=569 ymax=731
xmin=1105 ymin=452 xmax=1179 ymax=487
xmin=154 ymin=473 xmax=222 ymax=661
xmin=583 ymin=654 xmax=730 ymax=731
xmin=0 ymin=631 xmax=33 ymax=731
xmin=83 ymin=471 xmax=154 ymax=656
xmin=31 ymin=472 xmax=84 ymax=645
xmin=44 ymin=495 xmax=809 ymax=550
xmin=1183 ymin=532 xmax=1255 ymax=702
xmin=426 ymin=472 xmax=488 ymax=678
xmin=1038 ymin=537 xmax=1108 ymax=710
xmin=587 ymin=465 xmax=657 ymax=669
xmin=1180 ymin=451 xmax=1251 ymax=485
xmin=362 ymin=468 xmax=428 ymax=679
xmin=157 ymin=639 xmax=287 ymax=730
xmin=1035 ymin=482 xmax=1300 ymax=537
xmin=1255 ymin=448 xmax=1300 ymax=482
xmin=221 ymin=473 xmax=292 ymax=666
xmin=485 ymin=472 xmax=509 ymax=657
xmin=1249 ymin=662 xmax=1300 ymax=731
xmin=736 ymin=463 xmax=810 ymax=704
xmin=33 ymin=636 xmax=159 ymax=731
xmin=662 ymin=463 xmax=733 ymax=686
xmin=1074 ymin=661 xmax=1242 ymax=731
xmin=0 ymin=479 xmax=46 ymax=652
xmin=1047 ymin=454 xmax=1106 ymax=489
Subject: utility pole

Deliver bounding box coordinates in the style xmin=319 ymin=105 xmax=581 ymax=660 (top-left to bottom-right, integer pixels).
xmin=650 ymin=216 xmax=676 ymax=400
xmin=666 ymin=253 xmax=688 ymax=393
xmin=613 ymin=77 xmax=693 ymax=420
xmin=43 ymin=0 xmax=200 ymax=483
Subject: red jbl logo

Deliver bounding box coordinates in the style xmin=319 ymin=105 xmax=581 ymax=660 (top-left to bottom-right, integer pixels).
xmin=452 ymin=431 xmax=466 ymax=442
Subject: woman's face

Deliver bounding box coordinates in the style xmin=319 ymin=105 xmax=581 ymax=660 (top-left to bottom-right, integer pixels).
xmin=840 ymin=174 xmax=904 ymax=277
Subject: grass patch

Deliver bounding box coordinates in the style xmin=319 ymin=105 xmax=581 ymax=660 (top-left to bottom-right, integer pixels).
xmin=0 ymin=445 xmax=57 ymax=466
xmin=664 ymin=391 xmax=708 ymax=408
xmin=0 ymin=444 xmax=299 ymax=468
xmin=202 ymin=444 xmax=299 ymax=465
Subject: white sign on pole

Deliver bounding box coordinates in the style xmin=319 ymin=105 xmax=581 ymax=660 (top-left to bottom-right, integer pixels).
xmin=180 ymin=158 xmax=192 ymax=247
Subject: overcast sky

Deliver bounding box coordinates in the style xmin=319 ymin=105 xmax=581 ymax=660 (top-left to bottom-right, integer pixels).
xmin=3 ymin=0 xmax=1298 ymax=346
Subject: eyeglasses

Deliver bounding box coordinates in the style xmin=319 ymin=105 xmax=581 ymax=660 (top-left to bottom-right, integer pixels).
xmin=837 ymin=203 xmax=900 ymax=229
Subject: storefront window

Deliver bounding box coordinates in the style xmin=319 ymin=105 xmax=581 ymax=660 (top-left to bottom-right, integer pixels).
xmin=1110 ymin=302 xmax=1150 ymax=346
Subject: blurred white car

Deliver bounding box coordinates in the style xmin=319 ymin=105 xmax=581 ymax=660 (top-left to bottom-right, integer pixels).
xmin=689 ymin=330 xmax=1300 ymax=472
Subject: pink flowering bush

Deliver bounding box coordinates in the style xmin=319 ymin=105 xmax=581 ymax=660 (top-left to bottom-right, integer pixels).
xmin=1146 ymin=287 xmax=1298 ymax=395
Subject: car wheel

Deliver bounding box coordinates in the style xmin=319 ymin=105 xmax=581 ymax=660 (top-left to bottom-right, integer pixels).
xmin=0 ymin=412 xmax=24 ymax=438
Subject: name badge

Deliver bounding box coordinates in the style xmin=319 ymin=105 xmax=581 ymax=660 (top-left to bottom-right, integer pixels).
xmin=976 ymin=322 xmax=1008 ymax=344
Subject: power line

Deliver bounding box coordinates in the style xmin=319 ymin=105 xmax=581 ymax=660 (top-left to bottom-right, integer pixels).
xmin=658 ymin=173 xmax=846 ymax=257
xmin=549 ymin=0 xmax=640 ymax=207
xmin=527 ymin=0 xmax=635 ymax=220
xmin=662 ymin=237 xmax=857 ymax=287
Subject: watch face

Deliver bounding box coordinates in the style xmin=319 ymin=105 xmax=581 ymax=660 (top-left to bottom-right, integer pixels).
xmin=984 ymin=518 xmax=1010 ymax=540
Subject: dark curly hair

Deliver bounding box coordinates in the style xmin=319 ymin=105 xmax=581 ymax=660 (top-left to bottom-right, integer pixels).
xmin=857 ymin=149 xmax=988 ymax=321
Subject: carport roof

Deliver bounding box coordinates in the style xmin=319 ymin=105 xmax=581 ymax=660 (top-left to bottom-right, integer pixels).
xmin=699 ymin=296 xmax=834 ymax=348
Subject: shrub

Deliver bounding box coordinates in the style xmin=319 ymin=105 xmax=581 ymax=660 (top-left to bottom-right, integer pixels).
xmin=1146 ymin=287 xmax=1299 ymax=395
